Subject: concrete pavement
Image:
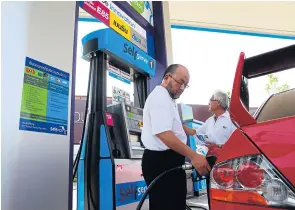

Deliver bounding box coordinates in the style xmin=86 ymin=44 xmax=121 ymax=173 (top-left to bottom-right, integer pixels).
xmin=72 ymin=182 xmax=208 ymax=210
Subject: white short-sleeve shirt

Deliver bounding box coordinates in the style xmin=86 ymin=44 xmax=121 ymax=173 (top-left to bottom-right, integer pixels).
xmin=141 ymin=85 xmax=187 ymax=151
xmin=197 ymin=111 xmax=236 ymax=145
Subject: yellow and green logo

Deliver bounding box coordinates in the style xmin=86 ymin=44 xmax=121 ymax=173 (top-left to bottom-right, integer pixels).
xmin=130 ymin=1 xmax=144 ymax=14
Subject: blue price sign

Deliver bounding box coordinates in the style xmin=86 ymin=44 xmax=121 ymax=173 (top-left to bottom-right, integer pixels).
xmin=82 ymin=29 xmax=156 ymax=77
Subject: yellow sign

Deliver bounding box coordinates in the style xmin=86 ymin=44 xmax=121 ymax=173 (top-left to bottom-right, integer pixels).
xmin=110 ymin=12 xmax=131 ymax=40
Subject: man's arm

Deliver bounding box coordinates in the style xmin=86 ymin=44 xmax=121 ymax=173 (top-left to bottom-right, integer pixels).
xmin=183 ymin=120 xmax=207 ymax=136
xmin=156 ymin=131 xmax=196 ymax=159
xmin=148 ymin=99 xmax=210 ymax=175
xmin=182 ymin=124 xmax=196 ymax=136
xmin=156 ymin=131 xmax=211 ymax=175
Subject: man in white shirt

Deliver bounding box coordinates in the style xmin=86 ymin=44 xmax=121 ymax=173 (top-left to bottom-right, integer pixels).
xmin=183 ymin=90 xmax=236 ymax=148
xmin=141 ymin=64 xmax=211 ymax=210
xmin=183 ymin=90 xmax=236 ymax=209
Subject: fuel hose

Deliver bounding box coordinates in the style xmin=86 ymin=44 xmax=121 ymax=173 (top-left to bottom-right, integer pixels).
xmin=135 ymin=164 xmax=208 ymax=210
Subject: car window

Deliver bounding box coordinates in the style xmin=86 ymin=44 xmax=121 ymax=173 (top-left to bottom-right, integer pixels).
xmin=256 ymin=88 xmax=295 ymax=122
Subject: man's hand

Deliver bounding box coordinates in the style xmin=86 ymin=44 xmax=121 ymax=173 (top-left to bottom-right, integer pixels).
xmin=182 ymin=124 xmax=196 ymax=136
xmin=190 ymin=153 xmax=211 ymax=176
xmin=156 ymin=131 xmax=211 ymax=175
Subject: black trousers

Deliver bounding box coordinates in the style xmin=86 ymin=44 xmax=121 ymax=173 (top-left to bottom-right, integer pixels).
xmin=142 ymin=149 xmax=187 ymax=210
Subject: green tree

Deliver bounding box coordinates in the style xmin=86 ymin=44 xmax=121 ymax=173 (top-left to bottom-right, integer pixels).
xmin=277 ymin=83 xmax=290 ymax=92
xmin=265 ymin=74 xmax=289 ymax=94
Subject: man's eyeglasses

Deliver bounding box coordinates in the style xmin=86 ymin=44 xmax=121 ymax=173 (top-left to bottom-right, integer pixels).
xmin=168 ymin=75 xmax=189 ymax=89
xmin=210 ymin=98 xmax=219 ymax=102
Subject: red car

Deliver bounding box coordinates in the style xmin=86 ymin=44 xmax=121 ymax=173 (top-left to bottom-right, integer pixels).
xmin=209 ymin=45 xmax=295 ymax=210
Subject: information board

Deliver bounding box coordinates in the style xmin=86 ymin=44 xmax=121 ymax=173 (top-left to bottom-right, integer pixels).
xmin=112 ymin=86 xmax=131 ymax=105
xmin=80 ymin=1 xmax=148 ymax=53
xmin=19 ymin=57 xmax=69 ymax=135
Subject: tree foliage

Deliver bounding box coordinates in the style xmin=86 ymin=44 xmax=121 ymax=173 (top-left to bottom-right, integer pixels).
xmin=265 ymin=74 xmax=289 ymax=94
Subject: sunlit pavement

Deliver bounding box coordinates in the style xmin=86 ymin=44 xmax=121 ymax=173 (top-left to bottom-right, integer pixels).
xmin=72 ymin=183 xmax=208 ymax=210
xmin=187 ymin=195 xmax=209 ymax=210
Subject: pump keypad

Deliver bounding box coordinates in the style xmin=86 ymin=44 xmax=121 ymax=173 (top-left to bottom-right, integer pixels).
xmin=125 ymin=105 xmax=143 ymax=133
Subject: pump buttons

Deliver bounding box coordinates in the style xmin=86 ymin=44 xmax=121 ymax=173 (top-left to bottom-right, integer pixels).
xmin=138 ymin=121 xmax=143 ymax=127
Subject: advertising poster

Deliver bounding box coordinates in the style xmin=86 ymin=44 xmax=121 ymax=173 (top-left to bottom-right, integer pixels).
xmin=81 ymin=1 xmax=110 ymax=26
xmin=80 ymin=1 xmax=148 ymax=53
xmin=19 ymin=57 xmax=70 ymax=135
xmin=127 ymin=1 xmax=154 ymax=26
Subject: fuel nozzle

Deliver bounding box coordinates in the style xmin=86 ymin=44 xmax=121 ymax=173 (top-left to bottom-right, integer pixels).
xmin=182 ymin=156 xmax=217 ymax=171
xmin=182 ymin=163 xmax=193 ymax=170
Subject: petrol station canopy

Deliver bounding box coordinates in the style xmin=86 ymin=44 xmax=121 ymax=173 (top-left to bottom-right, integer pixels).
xmin=79 ymin=1 xmax=295 ymax=37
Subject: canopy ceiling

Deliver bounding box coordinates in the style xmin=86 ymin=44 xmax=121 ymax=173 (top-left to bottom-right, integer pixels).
xmin=79 ymin=1 xmax=295 ymax=37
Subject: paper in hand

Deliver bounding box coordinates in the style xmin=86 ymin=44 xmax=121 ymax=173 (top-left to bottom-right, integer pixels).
xmin=194 ymin=134 xmax=210 ymax=146
xmin=194 ymin=134 xmax=210 ymax=156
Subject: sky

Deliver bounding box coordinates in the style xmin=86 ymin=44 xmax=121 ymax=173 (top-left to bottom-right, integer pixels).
xmin=75 ymin=21 xmax=295 ymax=108
xmin=171 ymin=28 xmax=295 ymax=107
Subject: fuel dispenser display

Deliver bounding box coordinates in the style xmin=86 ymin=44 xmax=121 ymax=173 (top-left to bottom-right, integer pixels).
xmin=107 ymin=102 xmax=144 ymax=159
xmin=76 ymin=28 xmax=156 ymax=210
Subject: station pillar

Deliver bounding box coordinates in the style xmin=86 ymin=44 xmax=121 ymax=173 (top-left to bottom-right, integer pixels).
xmin=1 ymin=2 xmax=78 ymax=210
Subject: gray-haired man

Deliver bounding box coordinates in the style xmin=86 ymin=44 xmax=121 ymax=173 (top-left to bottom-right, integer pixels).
xmin=198 ymin=90 xmax=236 ymax=147
xmin=183 ymin=90 xmax=236 ymax=147
xmin=182 ymin=90 xmax=236 ymax=208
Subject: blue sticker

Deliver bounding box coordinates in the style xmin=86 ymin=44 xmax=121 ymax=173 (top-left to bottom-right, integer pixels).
xmin=109 ymin=72 xmax=131 ymax=84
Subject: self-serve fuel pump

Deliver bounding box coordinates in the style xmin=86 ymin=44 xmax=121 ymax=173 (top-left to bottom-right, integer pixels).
xmin=76 ymin=28 xmax=156 ymax=210
xmin=179 ymin=104 xmax=207 ymax=197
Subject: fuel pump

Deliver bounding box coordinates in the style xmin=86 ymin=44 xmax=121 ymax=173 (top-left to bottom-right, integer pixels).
xmin=76 ymin=28 xmax=156 ymax=210
xmin=179 ymin=104 xmax=207 ymax=197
